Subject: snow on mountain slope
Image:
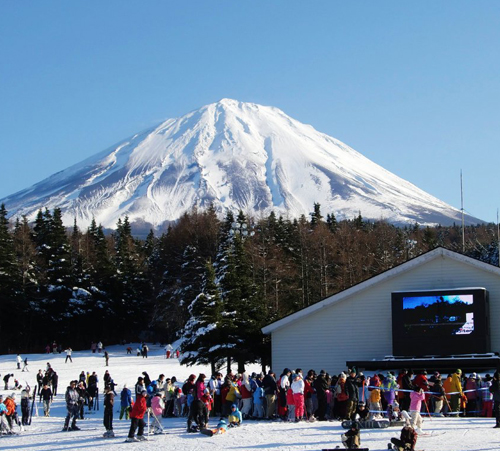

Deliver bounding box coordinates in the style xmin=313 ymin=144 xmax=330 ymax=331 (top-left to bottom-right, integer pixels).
xmin=1 ymin=99 xmax=482 ymax=229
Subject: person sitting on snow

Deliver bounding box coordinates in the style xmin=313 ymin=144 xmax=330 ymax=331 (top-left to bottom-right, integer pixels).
xmin=389 ymin=423 xmax=418 ymax=450
xmin=228 ymin=403 xmax=242 ymax=427
xmin=355 ymin=401 xmax=370 ymax=422
xmin=341 ymin=420 xmax=361 ymax=449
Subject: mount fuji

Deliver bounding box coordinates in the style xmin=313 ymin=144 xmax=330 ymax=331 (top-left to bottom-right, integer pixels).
xmin=1 ymin=99 xmax=482 ymax=230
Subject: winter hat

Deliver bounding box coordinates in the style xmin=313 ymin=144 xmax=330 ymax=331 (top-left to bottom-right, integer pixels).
xmin=456 ymin=369 xmax=462 ymax=374
xmin=140 ymin=389 xmax=148 ymax=396
xmin=393 ymin=401 xmax=399 ymax=408
xmin=319 ymin=370 xmax=326 ymax=375
xmin=469 ymin=373 xmax=477 ymax=379
xmin=339 ymin=372 xmax=347 ymax=380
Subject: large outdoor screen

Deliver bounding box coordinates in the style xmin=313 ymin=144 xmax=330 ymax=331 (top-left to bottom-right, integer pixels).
xmin=392 ymin=288 xmax=490 ymax=356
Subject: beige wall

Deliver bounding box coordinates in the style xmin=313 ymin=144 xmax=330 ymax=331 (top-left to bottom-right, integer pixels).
xmin=270 ymin=255 xmax=500 ymax=375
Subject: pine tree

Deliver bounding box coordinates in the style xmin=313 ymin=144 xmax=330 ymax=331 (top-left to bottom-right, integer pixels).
xmin=180 ymin=260 xmax=224 ymax=374
xmin=0 ymin=204 xmax=22 ymax=352
xmin=215 ymin=211 xmax=266 ymax=373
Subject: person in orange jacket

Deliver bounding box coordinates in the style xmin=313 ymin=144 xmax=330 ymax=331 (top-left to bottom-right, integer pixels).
xmin=126 ymin=389 xmax=148 ymax=442
xmin=449 ymin=369 xmax=464 ymax=414
xmin=4 ymin=393 xmax=17 ymax=431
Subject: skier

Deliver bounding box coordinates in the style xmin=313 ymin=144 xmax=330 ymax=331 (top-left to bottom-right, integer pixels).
xmin=103 ymin=386 xmax=115 ymax=438
xmin=389 ymin=423 xmax=418 ymax=450
xmin=22 ymin=357 xmax=29 ymax=372
xmin=16 ymin=354 xmax=22 ymax=370
xmin=409 ymin=387 xmax=425 ymax=434
xmin=4 ymin=394 xmax=18 ymax=432
xmin=62 ymin=380 xmax=82 ymax=431
xmin=104 ymin=351 xmax=109 ymax=366
xmin=0 ymin=395 xmax=14 ymax=435
xmin=126 ymin=389 xmax=148 ymax=442
xmin=165 ymin=344 xmax=173 ymax=359
xmin=64 ymin=348 xmax=73 ymax=363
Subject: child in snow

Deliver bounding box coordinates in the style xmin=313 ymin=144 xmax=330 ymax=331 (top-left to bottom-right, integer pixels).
xmin=341 ymin=420 xmax=361 ymax=449
xmin=228 ymin=403 xmax=243 ymax=427
xmin=389 ymin=423 xmax=418 ymax=451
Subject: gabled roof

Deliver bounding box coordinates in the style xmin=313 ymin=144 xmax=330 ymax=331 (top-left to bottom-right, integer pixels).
xmin=261 ymin=247 xmax=500 ymax=334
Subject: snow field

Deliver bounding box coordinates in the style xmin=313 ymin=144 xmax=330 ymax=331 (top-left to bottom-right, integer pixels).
xmin=0 ymin=344 xmax=498 ymax=450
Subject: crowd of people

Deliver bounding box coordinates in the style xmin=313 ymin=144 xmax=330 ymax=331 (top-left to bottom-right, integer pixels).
xmin=2 ymin=345 xmax=500 ymax=449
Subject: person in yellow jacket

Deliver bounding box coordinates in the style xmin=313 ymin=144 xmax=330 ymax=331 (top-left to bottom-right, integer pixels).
xmin=449 ymin=369 xmax=463 ymax=413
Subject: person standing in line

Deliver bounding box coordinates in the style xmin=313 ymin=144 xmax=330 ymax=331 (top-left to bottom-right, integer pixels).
xmin=490 ymin=371 xmax=500 ymax=428
xmin=64 ymin=348 xmax=73 ymax=363
xmin=450 ymin=369 xmax=463 ymax=414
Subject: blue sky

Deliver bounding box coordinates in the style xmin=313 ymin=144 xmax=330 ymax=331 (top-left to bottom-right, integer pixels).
xmin=1 ymin=1 xmax=499 ymax=222
xmin=403 ymin=295 xmax=474 ymax=310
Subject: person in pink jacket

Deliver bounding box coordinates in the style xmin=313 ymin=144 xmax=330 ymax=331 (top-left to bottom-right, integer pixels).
xmin=409 ymin=387 xmax=425 ymax=433
xmin=151 ymin=393 xmax=164 ymax=417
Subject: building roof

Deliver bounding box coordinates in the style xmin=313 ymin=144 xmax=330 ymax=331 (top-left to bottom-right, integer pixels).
xmin=261 ymin=247 xmax=500 ymax=335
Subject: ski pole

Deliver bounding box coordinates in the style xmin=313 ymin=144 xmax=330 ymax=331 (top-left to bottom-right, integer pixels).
xmin=423 ymin=396 xmax=432 ymax=421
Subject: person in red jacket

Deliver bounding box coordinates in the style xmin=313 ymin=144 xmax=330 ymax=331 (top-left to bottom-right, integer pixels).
xmin=126 ymin=389 xmax=148 ymax=442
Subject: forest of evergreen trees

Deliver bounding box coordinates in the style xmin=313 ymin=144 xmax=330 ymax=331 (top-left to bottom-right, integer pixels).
xmin=0 ymin=202 xmax=498 ymax=371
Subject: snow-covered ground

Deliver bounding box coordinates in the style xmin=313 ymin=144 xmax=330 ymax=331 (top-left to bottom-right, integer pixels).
xmin=0 ymin=344 xmax=498 ymax=450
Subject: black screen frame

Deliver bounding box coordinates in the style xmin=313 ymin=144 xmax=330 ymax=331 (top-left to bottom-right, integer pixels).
xmin=391 ymin=288 xmax=490 ymax=357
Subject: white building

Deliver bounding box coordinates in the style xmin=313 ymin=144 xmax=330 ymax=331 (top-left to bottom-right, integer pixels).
xmin=261 ymin=247 xmax=500 ymax=374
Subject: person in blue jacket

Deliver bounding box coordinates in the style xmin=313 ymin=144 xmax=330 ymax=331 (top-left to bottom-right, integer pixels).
xmin=119 ymin=385 xmax=133 ymax=420
xmin=228 ymin=404 xmax=243 ymax=426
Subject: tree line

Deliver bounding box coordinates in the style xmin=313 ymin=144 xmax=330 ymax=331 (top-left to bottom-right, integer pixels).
xmin=0 ymin=202 xmax=498 ymax=371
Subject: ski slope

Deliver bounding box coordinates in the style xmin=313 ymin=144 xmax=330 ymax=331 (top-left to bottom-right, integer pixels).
xmin=0 ymin=344 xmax=497 ymax=450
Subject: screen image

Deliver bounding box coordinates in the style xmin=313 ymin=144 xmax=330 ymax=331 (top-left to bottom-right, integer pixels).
xmin=403 ymin=294 xmax=474 ymax=337
xmin=392 ymin=288 xmax=490 ymax=356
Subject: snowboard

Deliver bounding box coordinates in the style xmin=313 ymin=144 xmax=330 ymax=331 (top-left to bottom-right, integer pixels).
xmin=200 ymin=428 xmax=215 ymax=437
xmin=389 ymin=420 xmax=407 ymax=427
xmin=341 ymin=419 xmax=389 ymax=429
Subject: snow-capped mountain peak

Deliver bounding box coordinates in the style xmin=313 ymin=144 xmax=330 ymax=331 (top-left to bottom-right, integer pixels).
xmin=1 ymin=99 xmax=481 ymax=230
